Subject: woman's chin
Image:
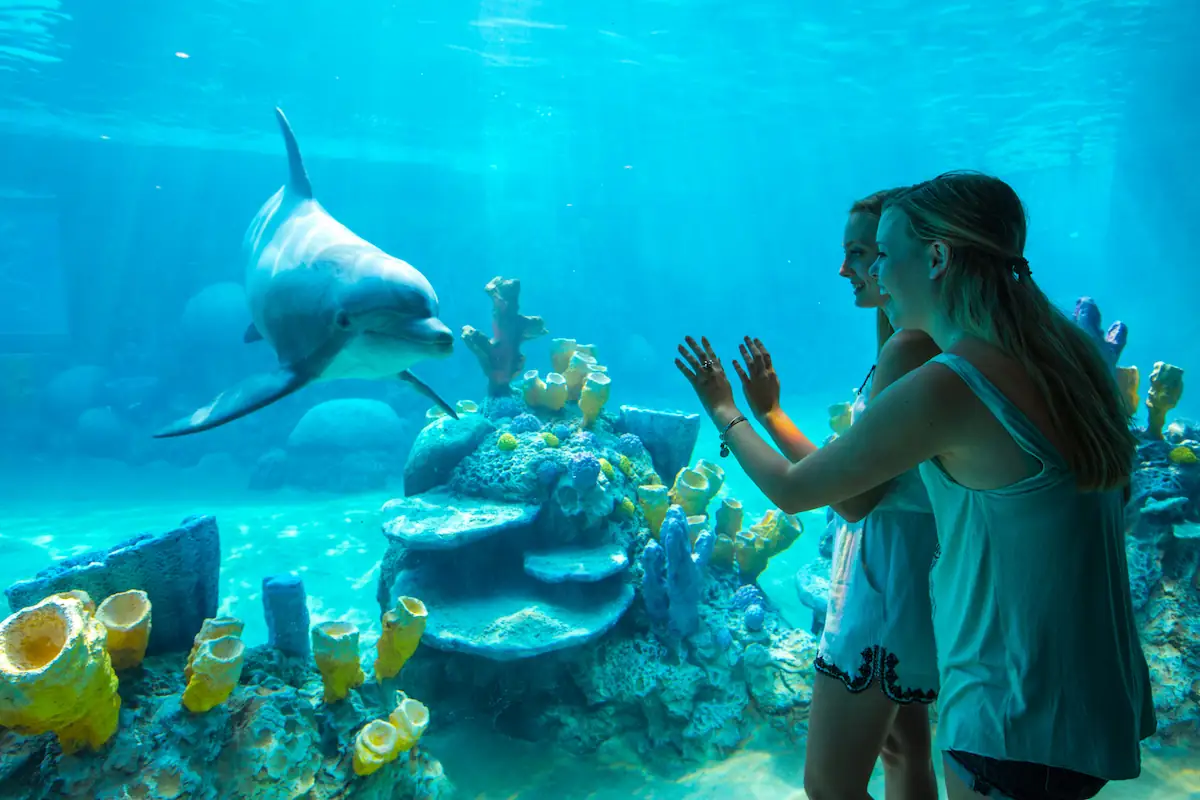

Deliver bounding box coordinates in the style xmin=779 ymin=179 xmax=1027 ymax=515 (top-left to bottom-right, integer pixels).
xmin=852 ymin=293 xmax=883 ymax=310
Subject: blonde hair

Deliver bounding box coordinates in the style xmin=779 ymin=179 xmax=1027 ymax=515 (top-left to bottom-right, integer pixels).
xmin=850 ymin=187 xmax=908 ymax=351
xmin=883 ymin=171 xmax=1135 ymax=491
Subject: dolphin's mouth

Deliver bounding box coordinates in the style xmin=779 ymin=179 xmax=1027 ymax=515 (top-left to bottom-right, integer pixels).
xmin=365 ymin=319 xmax=455 ymax=356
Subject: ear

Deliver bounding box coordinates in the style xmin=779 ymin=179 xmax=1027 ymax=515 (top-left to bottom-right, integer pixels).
xmin=928 ymin=240 xmax=951 ymax=280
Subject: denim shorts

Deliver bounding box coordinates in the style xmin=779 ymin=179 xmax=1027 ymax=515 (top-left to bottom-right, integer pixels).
xmin=946 ymin=750 xmax=1108 ymax=800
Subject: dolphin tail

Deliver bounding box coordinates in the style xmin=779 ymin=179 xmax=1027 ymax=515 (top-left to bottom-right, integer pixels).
xmin=399 ymin=371 xmax=459 ymax=420
xmin=151 ymin=368 xmax=311 ymax=438
xmin=274 ymin=107 xmax=314 ymax=200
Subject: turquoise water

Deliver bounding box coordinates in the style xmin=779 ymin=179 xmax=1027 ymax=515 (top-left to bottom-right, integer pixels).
xmin=1 ymin=1 xmax=1198 ymax=798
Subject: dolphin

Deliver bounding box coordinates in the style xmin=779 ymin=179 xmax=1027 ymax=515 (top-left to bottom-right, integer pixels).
xmin=153 ymin=108 xmax=458 ymax=438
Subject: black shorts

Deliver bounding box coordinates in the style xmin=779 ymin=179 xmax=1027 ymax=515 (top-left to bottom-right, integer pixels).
xmin=946 ymin=750 xmax=1108 ymax=800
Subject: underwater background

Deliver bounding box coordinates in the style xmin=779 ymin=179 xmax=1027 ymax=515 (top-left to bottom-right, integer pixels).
xmin=0 ymin=0 xmax=1198 ymax=797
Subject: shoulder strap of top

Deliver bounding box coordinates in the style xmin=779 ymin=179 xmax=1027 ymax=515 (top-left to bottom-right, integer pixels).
xmin=931 ymin=352 xmax=1066 ymax=470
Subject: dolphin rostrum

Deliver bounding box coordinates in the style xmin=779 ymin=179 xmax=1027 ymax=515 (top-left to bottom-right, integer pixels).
xmin=153 ymin=108 xmax=458 ymax=438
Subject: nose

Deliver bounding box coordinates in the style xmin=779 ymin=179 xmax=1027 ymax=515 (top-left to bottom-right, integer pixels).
xmin=838 ymin=259 xmax=853 ymax=278
xmin=868 ymin=258 xmax=881 ymax=280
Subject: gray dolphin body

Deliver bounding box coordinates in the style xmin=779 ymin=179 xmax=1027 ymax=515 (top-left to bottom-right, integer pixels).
xmin=153 ymin=108 xmax=458 ymax=438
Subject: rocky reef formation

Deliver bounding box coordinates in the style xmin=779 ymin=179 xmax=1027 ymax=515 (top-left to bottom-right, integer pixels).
xmin=0 ymin=518 xmax=452 ymax=799
xmin=380 ymin=338 xmax=814 ymax=765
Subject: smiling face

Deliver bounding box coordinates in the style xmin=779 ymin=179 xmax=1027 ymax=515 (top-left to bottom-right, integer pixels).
xmin=870 ymin=206 xmax=946 ymax=332
xmin=839 ymin=211 xmax=886 ymax=308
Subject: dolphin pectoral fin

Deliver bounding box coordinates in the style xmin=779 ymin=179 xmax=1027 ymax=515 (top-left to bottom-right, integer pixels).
xmin=243 ymin=324 xmax=264 ymax=344
xmin=398 ymin=371 xmax=459 ymax=420
xmin=152 ymin=369 xmax=311 ymax=438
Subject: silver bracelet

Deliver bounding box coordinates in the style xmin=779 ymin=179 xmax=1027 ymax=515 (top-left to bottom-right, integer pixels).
xmin=719 ymin=415 xmax=747 ymax=457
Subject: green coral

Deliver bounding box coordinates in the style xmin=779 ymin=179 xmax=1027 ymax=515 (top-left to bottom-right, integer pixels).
xmin=497 ymin=432 xmax=519 ymax=452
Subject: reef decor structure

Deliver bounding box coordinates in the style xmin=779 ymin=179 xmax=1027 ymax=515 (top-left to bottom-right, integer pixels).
xmin=461 ymin=276 xmax=548 ymax=396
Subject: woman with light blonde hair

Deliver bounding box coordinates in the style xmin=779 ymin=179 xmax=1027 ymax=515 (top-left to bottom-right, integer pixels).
xmin=737 ymin=187 xmax=941 ymax=800
xmin=676 ymin=170 xmax=1155 ymax=800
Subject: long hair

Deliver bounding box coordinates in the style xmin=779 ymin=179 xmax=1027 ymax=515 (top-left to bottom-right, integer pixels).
xmin=882 ymin=170 xmax=1135 ymax=491
xmin=850 ymin=187 xmax=907 ymax=352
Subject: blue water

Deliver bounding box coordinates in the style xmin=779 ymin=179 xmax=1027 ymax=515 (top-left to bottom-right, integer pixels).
xmin=0 ymin=1 xmax=1198 ymax=797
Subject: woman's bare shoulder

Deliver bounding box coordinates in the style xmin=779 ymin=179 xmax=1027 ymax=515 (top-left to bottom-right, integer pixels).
xmin=872 ymin=329 xmax=942 ymax=394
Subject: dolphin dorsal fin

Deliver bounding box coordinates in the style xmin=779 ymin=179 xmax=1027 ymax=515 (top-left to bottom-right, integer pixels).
xmin=274 ymin=107 xmax=314 ymax=200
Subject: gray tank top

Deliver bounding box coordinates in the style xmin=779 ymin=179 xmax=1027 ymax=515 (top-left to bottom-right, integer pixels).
xmin=918 ymin=353 xmax=1155 ymax=779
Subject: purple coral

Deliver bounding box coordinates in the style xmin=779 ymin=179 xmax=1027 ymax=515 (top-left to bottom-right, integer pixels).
xmin=510 ymin=413 xmax=542 ymax=434
xmin=537 ymin=459 xmax=564 ymax=487
xmin=744 ymin=604 xmax=765 ymax=632
xmin=639 ymin=505 xmax=713 ymax=640
xmin=617 ymin=433 xmax=644 ymax=457
xmin=1073 ymin=296 xmax=1127 ymax=370
xmin=575 ymin=430 xmax=598 ymax=450
xmin=569 ymin=452 xmax=601 ymax=489
xmin=486 ymin=395 xmax=523 ymax=420
xmin=733 ymin=584 xmax=765 ymax=610
xmin=552 ymin=423 xmax=573 ymax=442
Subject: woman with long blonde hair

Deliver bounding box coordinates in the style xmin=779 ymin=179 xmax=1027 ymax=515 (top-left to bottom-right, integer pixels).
xmin=676 ymin=171 xmax=1155 ymax=800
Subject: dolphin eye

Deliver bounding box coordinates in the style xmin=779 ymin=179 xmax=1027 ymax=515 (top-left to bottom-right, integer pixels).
xmin=334 ymin=310 xmax=351 ymax=330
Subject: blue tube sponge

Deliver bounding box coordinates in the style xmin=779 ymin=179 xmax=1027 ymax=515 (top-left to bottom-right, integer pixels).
xmin=262 ymin=575 xmax=310 ymax=657
xmin=639 ymin=505 xmax=712 ymax=639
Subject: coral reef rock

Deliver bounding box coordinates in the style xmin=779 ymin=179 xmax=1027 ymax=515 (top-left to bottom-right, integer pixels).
xmin=4 ymin=515 xmax=220 ymax=656
xmin=403 ymin=412 xmax=495 ymax=496
xmin=614 ymin=405 xmax=701 ymax=485
xmin=0 ymin=648 xmax=452 ymax=800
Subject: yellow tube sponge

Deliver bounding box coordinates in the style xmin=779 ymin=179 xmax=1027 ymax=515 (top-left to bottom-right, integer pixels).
xmin=182 ymin=634 xmax=245 ymax=713
xmin=353 ymin=719 xmax=401 ymax=776
xmin=95 ymin=590 xmax=152 ymax=671
xmin=1116 ymin=365 xmax=1140 ymax=417
xmin=185 ymin=616 xmax=244 ymax=681
xmin=389 ymin=694 xmax=431 ymax=753
xmin=686 ymin=515 xmax=709 ymax=545
xmin=735 ymin=510 xmax=804 ymax=582
xmin=1146 ymin=361 xmax=1184 ymax=440
xmin=669 ymin=467 xmax=710 ymax=517
xmin=375 ymin=597 xmax=427 ymax=681
xmin=638 ymin=484 xmax=670 ymax=538
xmin=564 ymin=352 xmax=598 ymax=402
xmin=695 ymin=459 xmax=724 ymax=503
xmin=579 ymin=372 xmax=611 ymax=428
xmin=312 ymin=621 xmax=365 ymax=703
xmin=542 ymin=372 xmax=568 ymax=411
xmin=51 ymin=590 xmax=95 ymax=615
xmin=522 ymin=369 xmax=546 ymax=407
xmin=550 ymin=338 xmax=578 ymax=374
xmin=828 ymin=401 xmax=853 ymax=436
xmin=0 ymin=594 xmax=120 ymax=754
xmin=714 ymin=497 xmax=743 ymax=539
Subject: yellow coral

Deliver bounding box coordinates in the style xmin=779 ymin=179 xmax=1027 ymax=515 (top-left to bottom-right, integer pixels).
xmin=182 ymin=635 xmax=245 ymax=713
xmin=714 ymin=497 xmax=743 ymax=539
xmin=617 ymin=454 xmax=635 ymax=477
xmin=599 ymin=457 xmax=615 ymax=480
xmin=686 ymin=515 xmax=709 ymax=545
xmin=564 ymin=352 xmax=599 ymax=402
xmin=1146 ymin=362 xmax=1184 ymax=440
xmin=185 ymin=616 xmax=244 ymax=681
xmin=353 ymin=719 xmax=401 ymax=777
xmin=95 ymin=590 xmax=152 ymax=671
xmin=550 ymin=338 xmax=579 ymax=374
xmin=390 ymin=694 xmax=430 ymax=752
xmin=669 ymin=467 xmax=710 ymax=517
xmin=1169 ymin=446 xmax=1198 ymax=465
xmin=0 ymin=594 xmax=120 ymax=754
xmin=542 ymin=373 xmax=568 ymax=411
xmin=497 ymin=432 xmax=519 ymax=451
xmin=375 ymin=597 xmax=427 ymax=681
xmin=638 ymin=484 xmax=670 ymax=537
xmin=541 ymin=431 xmax=560 ymax=447
xmin=1116 ymin=365 xmax=1140 ymax=416
xmin=828 ymin=401 xmax=853 ymax=436
xmin=735 ymin=510 xmax=804 ymax=582
xmin=711 ymin=534 xmax=735 ymax=568
xmin=50 ymin=590 xmax=95 ymax=615
xmin=695 ymin=459 xmax=725 ymax=501
xmin=312 ymin=621 xmax=365 ymax=703
xmin=641 ymin=471 xmax=663 ymax=487
xmin=618 ymin=497 xmax=636 ymax=517
xmin=579 ymin=372 xmax=612 ymax=428
xmin=455 ymin=400 xmax=479 ymax=415
xmin=522 ymin=369 xmax=546 ymax=407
